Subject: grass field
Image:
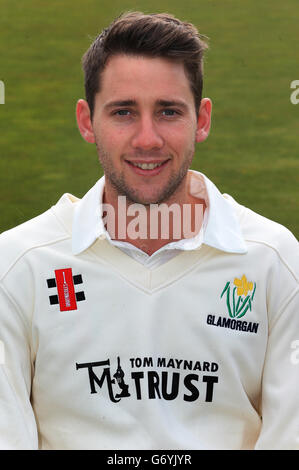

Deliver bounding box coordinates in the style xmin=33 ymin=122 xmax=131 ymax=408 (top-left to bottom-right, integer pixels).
xmin=0 ymin=0 xmax=298 ymax=237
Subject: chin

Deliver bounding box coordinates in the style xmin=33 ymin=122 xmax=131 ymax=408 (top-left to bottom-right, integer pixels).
xmin=123 ymin=187 xmax=166 ymax=205
xmin=128 ymin=195 xmax=160 ymax=206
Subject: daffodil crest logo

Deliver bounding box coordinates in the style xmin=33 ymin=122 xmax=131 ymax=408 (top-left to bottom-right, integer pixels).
xmin=221 ymin=275 xmax=256 ymax=319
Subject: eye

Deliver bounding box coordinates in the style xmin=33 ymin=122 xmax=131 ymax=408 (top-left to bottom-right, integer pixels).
xmin=161 ymin=109 xmax=179 ymax=117
xmin=114 ymin=109 xmax=131 ymax=116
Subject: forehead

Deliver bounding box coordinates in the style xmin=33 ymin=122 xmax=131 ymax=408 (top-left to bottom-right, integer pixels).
xmin=98 ymin=54 xmax=194 ymax=104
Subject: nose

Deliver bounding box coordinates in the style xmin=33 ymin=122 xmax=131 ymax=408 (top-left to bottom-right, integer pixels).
xmin=131 ymin=115 xmax=164 ymax=150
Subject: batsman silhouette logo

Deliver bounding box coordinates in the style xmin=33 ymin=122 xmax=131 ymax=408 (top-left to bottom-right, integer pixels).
xmin=76 ymin=356 xmax=131 ymax=403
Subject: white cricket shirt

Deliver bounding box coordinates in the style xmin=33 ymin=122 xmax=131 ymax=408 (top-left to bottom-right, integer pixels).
xmin=0 ymin=170 xmax=298 ymax=450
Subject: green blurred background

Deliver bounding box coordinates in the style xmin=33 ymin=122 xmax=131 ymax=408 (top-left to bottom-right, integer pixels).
xmin=0 ymin=0 xmax=298 ymax=236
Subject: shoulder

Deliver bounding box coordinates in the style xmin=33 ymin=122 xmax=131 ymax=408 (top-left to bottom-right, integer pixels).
xmin=0 ymin=194 xmax=78 ymax=280
xmin=223 ymin=194 xmax=299 ymax=281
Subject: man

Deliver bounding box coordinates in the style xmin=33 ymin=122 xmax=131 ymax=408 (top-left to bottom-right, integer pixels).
xmin=0 ymin=12 xmax=298 ymax=450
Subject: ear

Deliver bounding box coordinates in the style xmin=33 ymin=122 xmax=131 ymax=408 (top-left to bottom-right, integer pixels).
xmin=76 ymin=99 xmax=95 ymax=143
xmin=195 ymin=98 xmax=212 ymax=143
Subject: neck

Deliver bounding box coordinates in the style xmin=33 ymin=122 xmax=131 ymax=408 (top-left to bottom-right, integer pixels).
xmin=102 ymin=173 xmax=206 ymax=255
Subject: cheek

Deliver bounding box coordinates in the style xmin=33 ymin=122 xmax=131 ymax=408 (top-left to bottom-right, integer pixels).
xmin=164 ymin=127 xmax=195 ymax=154
xmin=94 ymin=128 xmax=116 ymax=154
xmin=163 ymin=118 xmax=196 ymax=140
xmin=98 ymin=124 xmax=129 ymax=151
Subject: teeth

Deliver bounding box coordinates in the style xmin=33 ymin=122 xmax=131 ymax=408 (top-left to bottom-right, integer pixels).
xmin=132 ymin=162 xmax=164 ymax=170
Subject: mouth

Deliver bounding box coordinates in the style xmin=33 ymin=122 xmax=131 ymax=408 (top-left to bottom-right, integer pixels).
xmin=125 ymin=159 xmax=170 ymax=176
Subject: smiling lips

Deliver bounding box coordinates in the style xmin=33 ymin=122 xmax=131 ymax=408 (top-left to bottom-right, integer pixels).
xmin=125 ymin=159 xmax=170 ymax=175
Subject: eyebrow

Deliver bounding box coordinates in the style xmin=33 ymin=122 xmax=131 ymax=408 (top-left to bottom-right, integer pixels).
xmin=104 ymin=99 xmax=188 ymax=110
xmin=104 ymin=100 xmax=136 ymax=109
xmin=157 ymin=100 xmax=188 ymax=110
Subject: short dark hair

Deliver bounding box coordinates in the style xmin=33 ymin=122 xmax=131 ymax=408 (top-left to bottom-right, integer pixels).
xmin=82 ymin=11 xmax=208 ymax=119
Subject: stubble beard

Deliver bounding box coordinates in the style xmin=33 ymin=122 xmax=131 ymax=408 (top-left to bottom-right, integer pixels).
xmin=95 ymin=141 xmax=195 ymax=206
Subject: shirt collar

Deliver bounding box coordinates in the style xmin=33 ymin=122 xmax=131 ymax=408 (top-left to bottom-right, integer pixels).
xmin=71 ymin=170 xmax=247 ymax=255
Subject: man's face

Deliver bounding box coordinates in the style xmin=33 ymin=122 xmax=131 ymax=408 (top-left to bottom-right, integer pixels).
xmin=89 ymin=54 xmax=208 ymax=205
